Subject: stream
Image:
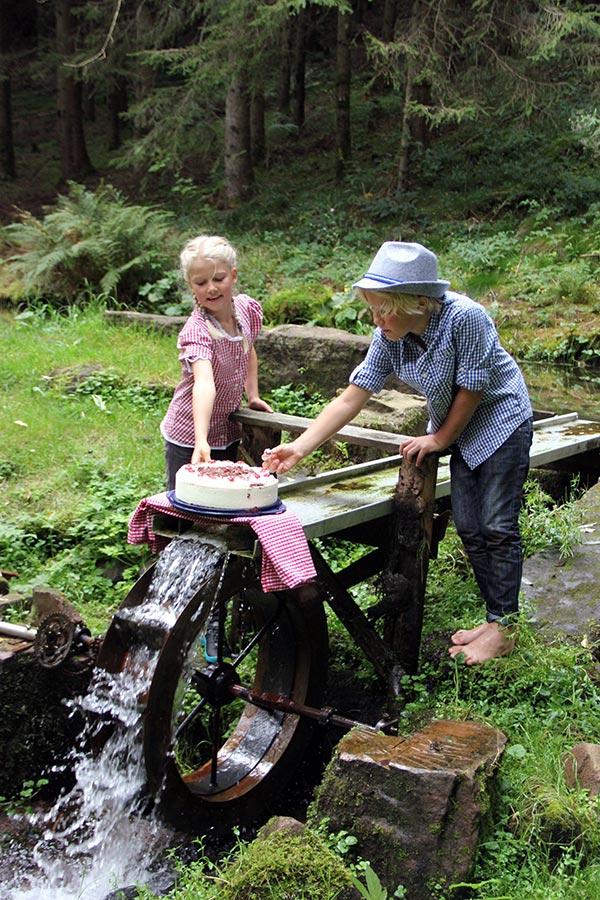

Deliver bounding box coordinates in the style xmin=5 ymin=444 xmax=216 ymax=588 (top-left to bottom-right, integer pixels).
xmin=521 ymin=361 xmax=600 ymax=421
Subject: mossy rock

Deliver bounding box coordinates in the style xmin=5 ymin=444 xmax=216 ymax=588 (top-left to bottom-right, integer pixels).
xmin=215 ymin=827 xmax=357 ymax=900
xmin=262 ymin=283 xmax=332 ymax=325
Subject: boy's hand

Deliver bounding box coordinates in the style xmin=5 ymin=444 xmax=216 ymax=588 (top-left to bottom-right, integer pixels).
xmin=262 ymin=444 xmax=304 ymax=474
xmin=400 ymin=434 xmax=445 ymax=468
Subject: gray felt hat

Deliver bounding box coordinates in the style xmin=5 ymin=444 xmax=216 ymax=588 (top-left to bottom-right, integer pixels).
xmin=352 ymin=241 xmax=450 ymax=298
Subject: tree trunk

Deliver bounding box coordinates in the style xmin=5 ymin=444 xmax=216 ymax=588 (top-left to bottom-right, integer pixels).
xmin=55 ymin=0 xmax=93 ymax=180
xmin=0 ymin=71 xmax=16 ymax=179
xmin=396 ymin=0 xmax=419 ymax=192
xmin=397 ymin=56 xmax=415 ymax=192
xmin=251 ymin=77 xmax=266 ymax=166
xmin=278 ymin=15 xmax=291 ymax=115
xmin=133 ymin=2 xmax=156 ymax=137
xmin=225 ymin=69 xmax=253 ymax=206
xmin=335 ymin=9 xmax=352 ymax=181
xmin=382 ymin=0 xmax=398 ymax=42
xmin=0 ymin=1 xmax=16 ymax=178
xmin=292 ymin=6 xmax=307 ymax=129
xmin=107 ymin=74 xmax=128 ymax=151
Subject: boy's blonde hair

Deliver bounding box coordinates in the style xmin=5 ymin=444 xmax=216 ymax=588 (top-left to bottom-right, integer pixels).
xmin=355 ymin=287 xmax=440 ymax=317
xmin=180 ymin=234 xmax=238 ymax=284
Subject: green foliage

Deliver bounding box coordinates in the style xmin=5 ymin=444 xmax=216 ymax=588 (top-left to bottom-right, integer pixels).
xmin=1 ymin=182 xmax=177 ymax=306
xmin=519 ymin=477 xmax=584 ymax=559
xmin=52 ymin=367 xmax=172 ymax=414
xmin=0 ymin=463 xmax=152 ymax=632
xmin=145 ymin=827 xmax=358 ymax=900
xmin=266 ymin=382 xmax=328 ymax=418
xmin=348 ymin=863 xmax=405 ymax=900
xmin=0 ymin=778 xmax=49 ymax=817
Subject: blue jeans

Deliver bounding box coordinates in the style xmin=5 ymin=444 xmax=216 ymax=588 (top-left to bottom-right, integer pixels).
xmin=449 ymin=418 xmax=533 ymax=623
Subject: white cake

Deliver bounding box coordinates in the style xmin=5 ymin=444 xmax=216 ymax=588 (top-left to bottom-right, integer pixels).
xmin=174 ymin=460 xmax=278 ymax=511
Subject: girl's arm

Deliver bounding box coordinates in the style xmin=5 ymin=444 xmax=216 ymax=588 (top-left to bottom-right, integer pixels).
xmin=400 ymin=386 xmax=484 ymax=467
xmin=263 ymin=383 xmax=372 ymax=474
xmin=245 ymin=346 xmax=273 ymax=413
xmin=190 ymin=358 xmax=217 ymax=463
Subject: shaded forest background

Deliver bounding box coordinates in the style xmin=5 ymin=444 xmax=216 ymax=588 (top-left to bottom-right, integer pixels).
xmin=2 ymin=1 xmax=600 ymax=216
xmin=1 ymin=0 xmax=600 ymax=369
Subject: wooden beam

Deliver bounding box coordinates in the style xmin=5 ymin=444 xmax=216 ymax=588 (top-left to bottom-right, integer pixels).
xmin=382 ymin=453 xmax=439 ymax=675
xmin=232 ymin=407 xmax=412 ymax=453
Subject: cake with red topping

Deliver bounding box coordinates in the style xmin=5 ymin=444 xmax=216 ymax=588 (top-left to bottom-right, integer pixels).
xmin=174 ymin=460 xmax=278 ymax=511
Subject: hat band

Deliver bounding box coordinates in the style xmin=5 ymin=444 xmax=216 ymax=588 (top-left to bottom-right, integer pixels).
xmin=363 ymin=272 xmax=406 ymax=285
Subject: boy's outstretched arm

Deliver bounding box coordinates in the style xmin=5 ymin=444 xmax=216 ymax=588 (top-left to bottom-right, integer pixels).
xmin=263 ymin=384 xmax=372 ymax=474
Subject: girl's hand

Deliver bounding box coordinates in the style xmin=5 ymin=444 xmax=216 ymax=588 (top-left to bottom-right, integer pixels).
xmin=262 ymin=443 xmax=304 ymax=474
xmin=400 ymin=434 xmax=445 ymax=468
xmin=191 ymin=441 xmax=212 ymax=464
xmin=247 ymin=397 xmax=274 ymax=414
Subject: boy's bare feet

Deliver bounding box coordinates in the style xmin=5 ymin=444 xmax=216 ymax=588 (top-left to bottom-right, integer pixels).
xmin=448 ymin=622 xmax=516 ymax=665
xmin=450 ymin=622 xmax=489 ymax=646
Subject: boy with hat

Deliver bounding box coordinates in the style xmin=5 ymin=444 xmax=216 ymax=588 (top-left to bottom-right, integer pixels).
xmin=263 ymin=241 xmax=533 ymax=665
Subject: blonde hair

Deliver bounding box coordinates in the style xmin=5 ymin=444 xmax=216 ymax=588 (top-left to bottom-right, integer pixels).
xmin=180 ymin=234 xmax=238 ymax=284
xmin=181 ymin=234 xmax=249 ymax=349
xmin=355 ymin=287 xmax=440 ymax=317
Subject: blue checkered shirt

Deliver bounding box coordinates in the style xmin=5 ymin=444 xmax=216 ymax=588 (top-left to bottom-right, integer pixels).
xmin=349 ymin=291 xmax=532 ymax=468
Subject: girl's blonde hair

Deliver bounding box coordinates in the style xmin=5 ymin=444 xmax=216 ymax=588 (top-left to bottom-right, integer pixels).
xmin=355 ymin=287 xmax=440 ymax=317
xmin=181 ymin=235 xmax=248 ymax=349
xmin=180 ymin=234 xmax=238 ymax=283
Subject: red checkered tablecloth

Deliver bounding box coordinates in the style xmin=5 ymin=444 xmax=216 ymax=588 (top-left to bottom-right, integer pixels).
xmin=127 ymin=492 xmax=317 ymax=592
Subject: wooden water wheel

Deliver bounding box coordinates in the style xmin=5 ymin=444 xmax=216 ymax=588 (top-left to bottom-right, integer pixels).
xmin=94 ymin=531 xmax=329 ymax=833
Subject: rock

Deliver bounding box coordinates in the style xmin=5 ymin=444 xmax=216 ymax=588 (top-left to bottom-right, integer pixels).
xmin=257 ymin=816 xmax=307 ymax=840
xmin=563 ymin=742 xmax=600 ymax=797
xmin=103 ymin=312 xmax=426 ymax=413
xmin=31 ymin=586 xmax=83 ymax=626
xmin=521 ymin=481 xmax=600 ymax=638
xmin=0 ymin=642 xmax=94 ymax=799
xmin=310 ymin=719 xmax=507 ymax=900
xmin=254 ymin=324 xmax=406 ymax=397
xmin=0 ymin=593 xmax=27 ymax=618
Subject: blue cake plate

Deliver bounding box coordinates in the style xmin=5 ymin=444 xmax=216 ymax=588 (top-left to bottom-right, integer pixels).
xmin=166 ymin=491 xmax=286 ymax=518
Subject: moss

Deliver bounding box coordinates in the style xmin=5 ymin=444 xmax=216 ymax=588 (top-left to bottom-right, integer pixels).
xmin=261 ymin=283 xmax=332 ymax=326
xmin=216 ymin=828 xmax=357 ymax=900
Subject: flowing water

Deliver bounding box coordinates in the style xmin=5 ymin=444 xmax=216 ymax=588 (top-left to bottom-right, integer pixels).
xmin=521 ymin=361 xmax=600 ymax=421
xmin=0 ymin=536 xmax=225 ymax=900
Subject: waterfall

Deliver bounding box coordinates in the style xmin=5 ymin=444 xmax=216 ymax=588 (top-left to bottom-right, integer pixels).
xmin=0 ymin=537 xmax=224 ymax=900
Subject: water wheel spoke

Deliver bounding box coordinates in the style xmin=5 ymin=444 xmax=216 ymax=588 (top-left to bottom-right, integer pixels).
xmin=209 ymin=707 xmax=222 ymax=786
xmin=173 ymin=694 xmax=209 ymax=741
xmin=230 ymin=596 xmax=284 ymax=668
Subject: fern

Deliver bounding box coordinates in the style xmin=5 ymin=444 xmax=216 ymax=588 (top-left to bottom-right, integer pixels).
xmin=2 ymin=181 xmax=177 ymax=306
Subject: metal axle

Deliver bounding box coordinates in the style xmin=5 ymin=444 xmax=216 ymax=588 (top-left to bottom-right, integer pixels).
xmin=0 ymin=621 xmax=37 ymax=642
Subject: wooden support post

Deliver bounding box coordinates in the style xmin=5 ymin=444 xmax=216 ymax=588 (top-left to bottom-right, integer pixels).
xmin=239 ymin=422 xmax=282 ymax=466
xmin=309 ymin=544 xmax=399 ymax=685
xmin=382 ymin=453 xmax=439 ymax=675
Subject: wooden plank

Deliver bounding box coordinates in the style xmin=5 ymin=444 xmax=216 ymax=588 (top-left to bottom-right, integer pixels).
xmin=278 ymin=416 xmax=600 ymax=539
xmin=233 ymin=407 xmax=412 ymax=452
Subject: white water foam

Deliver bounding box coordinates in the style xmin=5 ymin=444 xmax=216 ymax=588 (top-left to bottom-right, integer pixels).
xmin=0 ymin=538 xmax=226 ymax=900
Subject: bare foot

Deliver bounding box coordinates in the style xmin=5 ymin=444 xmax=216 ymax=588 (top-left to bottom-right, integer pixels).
xmin=450 ymin=622 xmax=489 ymax=646
xmin=448 ymin=622 xmax=515 ymax=665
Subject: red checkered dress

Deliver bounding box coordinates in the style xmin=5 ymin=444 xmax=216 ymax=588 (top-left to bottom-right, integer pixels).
xmin=161 ymin=294 xmax=263 ymax=449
